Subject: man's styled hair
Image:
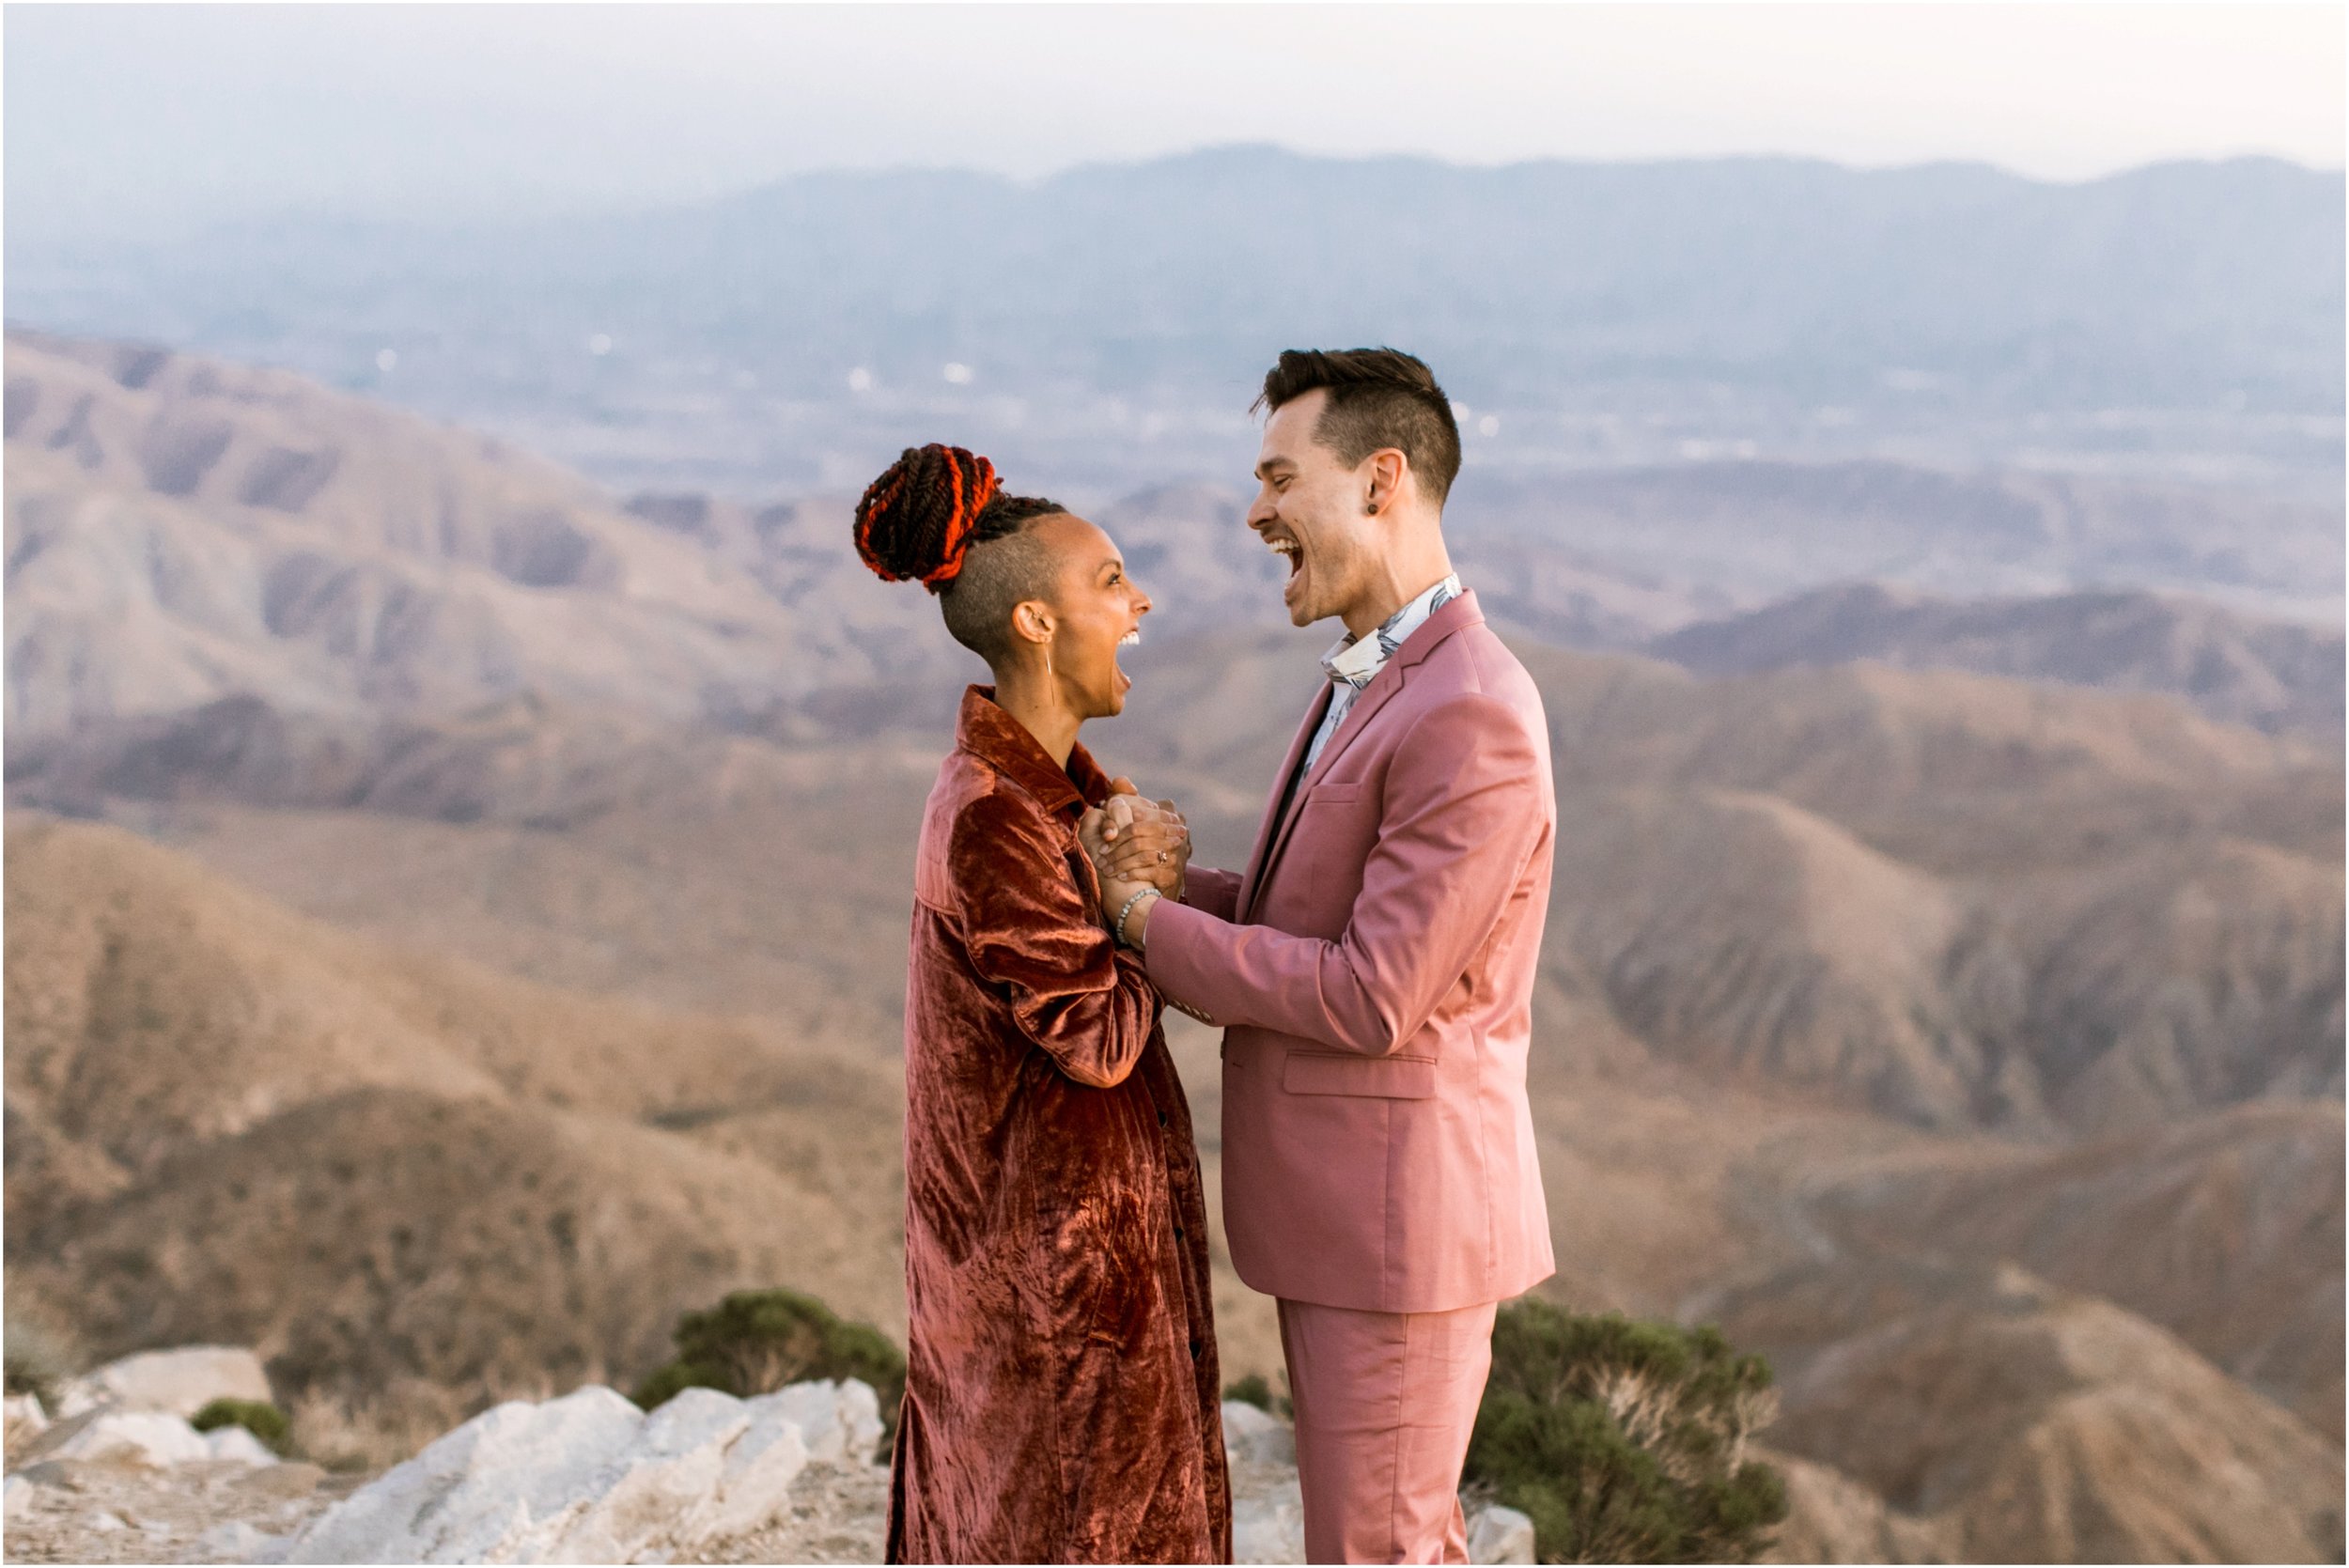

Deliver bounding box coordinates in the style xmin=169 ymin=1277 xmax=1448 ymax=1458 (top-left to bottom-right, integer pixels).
xmin=1253 ymin=348 xmax=1463 ymax=506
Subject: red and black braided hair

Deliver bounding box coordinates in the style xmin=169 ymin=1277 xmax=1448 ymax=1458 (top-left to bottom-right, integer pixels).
xmin=852 ymin=442 xmax=1069 ymax=664
xmin=852 ymin=442 xmax=1061 ymax=593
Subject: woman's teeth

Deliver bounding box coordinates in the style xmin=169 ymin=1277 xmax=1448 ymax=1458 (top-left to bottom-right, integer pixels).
xmin=1118 ymin=629 xmax=1141 ymax=647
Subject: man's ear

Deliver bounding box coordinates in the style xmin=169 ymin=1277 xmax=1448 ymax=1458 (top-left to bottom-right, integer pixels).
xmin=1364 ymin=449 xmax=1408 ymax=516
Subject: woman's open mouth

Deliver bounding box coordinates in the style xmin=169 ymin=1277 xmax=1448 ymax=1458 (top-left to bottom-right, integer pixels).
xmin=1114 ymin=627 xmax=1139 ymax=691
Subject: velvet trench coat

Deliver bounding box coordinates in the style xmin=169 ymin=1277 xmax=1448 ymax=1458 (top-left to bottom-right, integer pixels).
xmin=886 ymin=686 xmax=1232 ymax=1565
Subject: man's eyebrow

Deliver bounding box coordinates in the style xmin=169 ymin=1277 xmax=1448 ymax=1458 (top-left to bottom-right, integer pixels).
xmin=1254 ymin=456 xmax=1295 ymax=480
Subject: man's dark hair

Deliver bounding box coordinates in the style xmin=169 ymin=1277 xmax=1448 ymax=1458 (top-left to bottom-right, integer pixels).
xmin=1253 ymin=348 xmax=1463 ymax=506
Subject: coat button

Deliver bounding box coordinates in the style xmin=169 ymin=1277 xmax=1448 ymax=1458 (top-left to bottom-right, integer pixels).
xmin=1174 ymin=1224 xmax=1185 ymax=1240
xmin=1159 ymin=1110 xmax=1170 ymax=1127
xmin=1190 ymin=1338 xmax=1203 ymax=1358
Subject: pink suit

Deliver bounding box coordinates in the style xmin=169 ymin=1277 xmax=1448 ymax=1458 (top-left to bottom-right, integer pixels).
xmin=1145 ymin=591 xmax=1557 ymax=1562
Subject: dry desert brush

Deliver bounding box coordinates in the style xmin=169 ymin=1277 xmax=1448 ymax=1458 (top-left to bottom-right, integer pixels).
xmin=1464 ymin=1300 xmax=1787 ymax=1563
xmin=632 ymin=1287 xmax=905 ymax=1438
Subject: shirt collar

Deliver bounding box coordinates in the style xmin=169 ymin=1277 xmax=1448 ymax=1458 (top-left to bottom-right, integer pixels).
xmin=1320 ymin=574 xmax=1463 ymax=691
xmin=954 ymin=685 xmax=1111 ymax=816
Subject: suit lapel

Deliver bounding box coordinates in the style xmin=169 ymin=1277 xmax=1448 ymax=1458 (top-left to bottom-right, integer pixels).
xmin=1246 ymin=662 xmax=1407 ymax=916
xmin=1237 ymin=683 xmax=1331 ymax=920
xmin=1237 ymin=592 xmax=1488 ymax=924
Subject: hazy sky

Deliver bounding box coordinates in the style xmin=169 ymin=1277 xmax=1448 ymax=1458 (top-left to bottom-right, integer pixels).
xmin=8 ymin=3 xmax=2341 ymax=242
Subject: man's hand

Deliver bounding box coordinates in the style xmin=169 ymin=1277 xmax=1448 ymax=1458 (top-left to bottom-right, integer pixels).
xmin=1080 ymin=789 xmax=1190 ymax=899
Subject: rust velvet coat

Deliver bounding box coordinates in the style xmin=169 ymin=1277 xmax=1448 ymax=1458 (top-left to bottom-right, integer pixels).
xmin=886 ymin=687 xmax=1232 ymax=1565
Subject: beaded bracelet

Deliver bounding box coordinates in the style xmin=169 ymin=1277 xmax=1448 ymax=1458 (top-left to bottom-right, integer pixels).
xmin=1114 ymin=887 xmax=1162 ymax=948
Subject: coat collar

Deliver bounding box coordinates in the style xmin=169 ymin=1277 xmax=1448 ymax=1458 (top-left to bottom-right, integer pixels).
xmin=1239 ymin=590 xmax=1486 ymax=922
xmin=956 ymin=685 xmax=1110 ymax=816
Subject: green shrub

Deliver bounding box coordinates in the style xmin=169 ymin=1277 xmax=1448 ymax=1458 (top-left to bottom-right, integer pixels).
xmin=1222 ymin=1373 xmax=1292 ymax=1419
xmin=192 ymin=1397 xmax=292 ymax=1454
xmin=633 ymin=1288 xmax=906 ymax=1440
xmin=1464 ymin=1300 xmax=1787 ymax=1564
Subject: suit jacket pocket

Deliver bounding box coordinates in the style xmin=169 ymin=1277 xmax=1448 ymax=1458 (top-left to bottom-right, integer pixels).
xmin=1282 ymin=1050 xmax=1438 ymax=1098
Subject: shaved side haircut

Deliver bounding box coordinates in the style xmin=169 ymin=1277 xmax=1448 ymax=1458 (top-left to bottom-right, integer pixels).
xmin=1254 ymin=348 xmax=1463 ymax=506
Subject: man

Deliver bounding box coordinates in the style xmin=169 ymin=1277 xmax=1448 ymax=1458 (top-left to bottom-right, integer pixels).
xmin=1086 ymin=348 xmax=1556 ymax=1564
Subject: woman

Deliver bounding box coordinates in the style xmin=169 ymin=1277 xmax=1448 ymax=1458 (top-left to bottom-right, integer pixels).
xmin=854 ymin=443 xmax=1231 ymax=1564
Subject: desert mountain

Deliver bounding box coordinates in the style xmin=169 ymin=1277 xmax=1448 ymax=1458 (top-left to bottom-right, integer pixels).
xmin=7 ymin=333 xmax=2340 ymax=1560
xmin=20 ymin=625 xmax=2339 ymax=1141
xmin=1 ymin=328 xmax=947 ymax=743
xmin=4 ymin=815 xmax=908 ymax=1416
xmin=1766 ymin=1265 xmax=2341 ymax=1562
xmin=1653 ymin=580 xmax=2345 ymax=736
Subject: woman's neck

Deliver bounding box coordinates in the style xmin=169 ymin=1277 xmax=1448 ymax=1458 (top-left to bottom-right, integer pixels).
xmin=992 ymin=664 xmax=1081 ymax=769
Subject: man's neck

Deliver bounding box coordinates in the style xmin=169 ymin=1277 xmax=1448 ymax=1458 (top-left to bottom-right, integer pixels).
xmin=1339 ymin=542 xmax=1456 ymax=641
xmin=992 ymin=665 xmax=1081 ymax=769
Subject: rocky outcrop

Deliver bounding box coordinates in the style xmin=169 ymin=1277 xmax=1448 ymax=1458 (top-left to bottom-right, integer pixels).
xmin=54 ymin=1344 xmax=272 ymax=1420
xmin=274 ymin=1379 xmax=879 ymax=1564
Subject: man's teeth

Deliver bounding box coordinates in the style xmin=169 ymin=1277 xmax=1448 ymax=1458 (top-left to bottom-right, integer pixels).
xmin=1268 ymin=538 xmax=1299 ymax=557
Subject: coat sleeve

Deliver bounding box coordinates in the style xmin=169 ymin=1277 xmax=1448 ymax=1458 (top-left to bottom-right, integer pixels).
xmin=953 ymin=788 xmax=1161 ymax=1088
xmin=1182 ymin=866 xmax=1241 ymax=922
xmin=1144 ymin=691 xmax=1547 ymax=1056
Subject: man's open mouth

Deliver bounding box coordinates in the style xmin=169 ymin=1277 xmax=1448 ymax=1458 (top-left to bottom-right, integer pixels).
xmin=1268 ymin=536 xmax=1302 ymax=575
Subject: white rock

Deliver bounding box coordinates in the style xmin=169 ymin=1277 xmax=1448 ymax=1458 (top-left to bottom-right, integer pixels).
xmin=523 ymin=1388 xmax=755 ymax=1562
xmin=202 ymin=1423 xmax=281 ymax=1466
xmin=3 ymin=1473 xmax=40 ymax=1517
xmin=754 ymin=1378 xmax=882 ymax=1465
xmin=1467 ymin=1500 xmax=1537 ymax=1564
xmin=694 ymin=1392 xmax=811 ymax=1540
xmin=58 ymin=1346 xmax=272 ymax=1420
xmin=3 ymin=1392 xmax=50 ymax=1438
xmin=1233 ymin=1472 xmax=1308 ymax=1564
xmin=1220 ymin=1400 xmax=1298 ymax=1467
xmin=40 ymin=1409 xmax=213 ymax=1467
xmin=197 ymin=1519 xmax=281 ymax=1560
xmin=91 ymin=1508 xmax=129 ymax=1531
xmin=283 ymin=1379 xmax=861 ymax=1564
xmin=288 ymin=1384 xmax=646 ymax=1563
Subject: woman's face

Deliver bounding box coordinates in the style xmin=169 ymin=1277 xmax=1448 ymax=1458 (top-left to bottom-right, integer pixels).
xmin=1025 ymin=513 xmax=1152 ymax=719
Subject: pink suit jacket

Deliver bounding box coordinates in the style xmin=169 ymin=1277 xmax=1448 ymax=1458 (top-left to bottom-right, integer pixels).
xmin=1145 ymin=591 xmax=1557 ymax=1314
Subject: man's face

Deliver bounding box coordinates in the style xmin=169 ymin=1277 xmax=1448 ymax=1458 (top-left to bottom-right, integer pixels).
xmin=1246 ymin=389 xmax=1383 ymax=629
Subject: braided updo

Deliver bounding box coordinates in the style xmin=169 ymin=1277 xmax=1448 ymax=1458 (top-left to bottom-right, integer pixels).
xmin=852 ymin=442 xmax=1067 ymax=663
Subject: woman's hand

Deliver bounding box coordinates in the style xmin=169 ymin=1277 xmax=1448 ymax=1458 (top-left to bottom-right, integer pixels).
xmin=1082 ymin=790 xmax=1190 ymax=899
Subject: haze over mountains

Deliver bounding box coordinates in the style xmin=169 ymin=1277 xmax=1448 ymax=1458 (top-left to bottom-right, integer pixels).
xmin=5 ymin=328 xmax=2341 ymax=1560
xmin=9 ymin=148 xmax=2341 ymax=505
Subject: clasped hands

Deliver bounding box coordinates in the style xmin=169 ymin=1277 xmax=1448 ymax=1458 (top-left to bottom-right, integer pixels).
xmin=1079 ymin=779 xmax=1190 ymax=949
